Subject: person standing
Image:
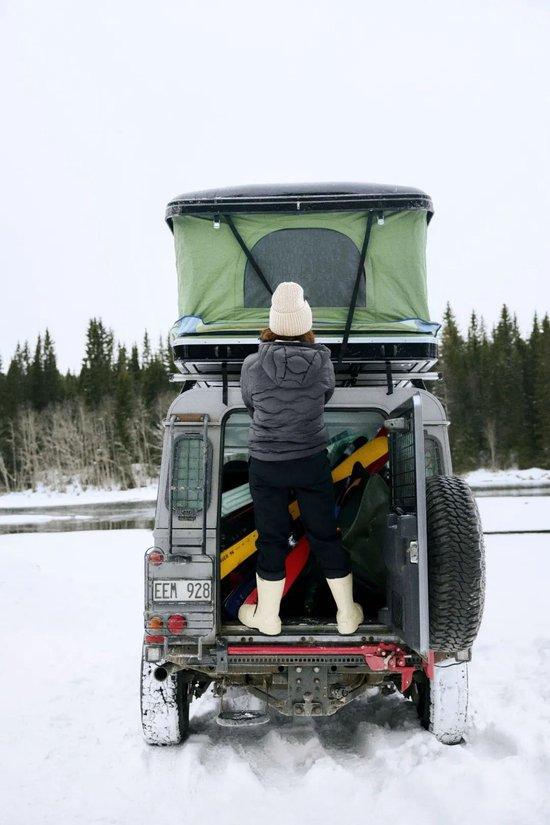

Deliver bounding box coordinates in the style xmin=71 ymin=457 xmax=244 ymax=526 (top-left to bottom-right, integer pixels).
xmin=238 ymin=281 xmax=363 ymax=636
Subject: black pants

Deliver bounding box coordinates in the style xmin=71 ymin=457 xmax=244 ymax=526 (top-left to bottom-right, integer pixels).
xmin=249 ymin=450 xmax=351 ymax=581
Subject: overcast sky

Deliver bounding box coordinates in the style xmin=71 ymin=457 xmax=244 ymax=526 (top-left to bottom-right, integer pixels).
xmin=1 ymin=0 xmax=549 ymax=371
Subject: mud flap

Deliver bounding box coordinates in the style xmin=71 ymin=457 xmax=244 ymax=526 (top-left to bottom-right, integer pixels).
xmin=384 ymin=394 xmax=429 ymax=656
xmin=428 ymin=659 xmax=468 ymax=744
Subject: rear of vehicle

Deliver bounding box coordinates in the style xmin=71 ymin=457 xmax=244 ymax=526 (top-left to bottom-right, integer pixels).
xmin=141 ymin=184 xmax=485 ymax=745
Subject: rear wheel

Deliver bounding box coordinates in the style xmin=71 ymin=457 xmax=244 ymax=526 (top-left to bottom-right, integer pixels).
xmin=426 ymin=475 xmax=485 ymax=652
xmin=140 ymin=654 xmax=190 ymax=745
xmin=411 ymin=659 xmax=468 ymax=744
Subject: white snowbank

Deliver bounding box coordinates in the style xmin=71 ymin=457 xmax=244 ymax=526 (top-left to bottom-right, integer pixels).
xmin=464 ymin=467 xmax=550 ymax=489
xmin=0 ymin=482 xmax=158 ymax=510
xmin=1 ymin=524 xmax=550 ymax=824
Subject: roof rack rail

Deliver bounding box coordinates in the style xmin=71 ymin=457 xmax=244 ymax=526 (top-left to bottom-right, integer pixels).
xmin=169 ymin=334 xmax=439 ymax=398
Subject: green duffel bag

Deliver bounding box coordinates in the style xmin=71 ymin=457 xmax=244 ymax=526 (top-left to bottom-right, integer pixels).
xmin=340 ymin=473 xmax=390 ymax=591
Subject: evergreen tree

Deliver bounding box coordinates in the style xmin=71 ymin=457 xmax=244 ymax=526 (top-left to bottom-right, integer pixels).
xmin=142 ymin=331 xmax=152 ymax=367
xmin=129 ymin=344 xmax=141 ymax=384
xmin=477 ymin=316 xmax=498 ymax=468
xmin=141 ymin=354 xmax=170 ymax=406
xmin=491 ymin=306 xmax=524 ymax=467
xmin=43 ymin=329 xmax=63 ymax=406
xmin=438 ymin=304 xmax=470 ymax=470
xmin=63 ymin=370 xmax=79 ymax=400
xmin=5 ymin=343 xmax=30 ymax=416
xmin=113 ymin=345 xmax=133 ymax=452
xmin=534 ymin=314 xmax=550 ymax=467
xmin=80 ymin=319 xmax=114 ymax=405
xmin=161 ymin=335 xmax=176 ymax=375
xmin=140 ymin=337 xmax=170 ymax=406
xmin=28 ymin=334 xmax=49 ymax=411
xmin=0 ymin=355 xmax=7 ymax=434
xmin=462 ymin=312 xmax=487 ymax=466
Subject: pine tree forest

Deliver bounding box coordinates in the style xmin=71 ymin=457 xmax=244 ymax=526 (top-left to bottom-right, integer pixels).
xmin=0 ymin=306 xmax=549 ymax=492
xmin=0 ymin=320 xmax=175 ymax=492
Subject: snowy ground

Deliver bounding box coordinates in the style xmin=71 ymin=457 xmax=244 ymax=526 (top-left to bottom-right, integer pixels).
xmin=0 ymin=483 xmax=158 ymax=510
xmin=464 ymin=466 xmax=550 ymax=490
xmin=475 ymin=494 xmax=550 ymax=532
xmin=1 ymin=503 xmax=550 ymax=825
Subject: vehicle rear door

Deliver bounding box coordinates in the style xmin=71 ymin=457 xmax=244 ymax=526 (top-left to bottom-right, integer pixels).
xmin=384 ymin=393 xmax=429 ymax=656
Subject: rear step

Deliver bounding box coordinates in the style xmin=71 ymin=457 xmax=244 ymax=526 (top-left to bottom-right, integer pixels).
xmin=222 ymin=622 xmax=400 ymax=644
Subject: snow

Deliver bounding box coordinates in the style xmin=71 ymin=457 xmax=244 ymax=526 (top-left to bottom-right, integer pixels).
xmin=464 ymin=467 xmax=550 ymax=490
xmin=0 ymin=513 xmax=88 ymax=526
xmin=475 ymin=495 xmax=550 ymax=533
xmin=0 ymin=483 xmax=158 ymax=510
xmin=1 ymin=501 xmax=550 ymax=824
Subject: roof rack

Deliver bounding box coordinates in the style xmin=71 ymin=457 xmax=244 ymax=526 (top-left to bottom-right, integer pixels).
xmin=170 ymin=334 xmax=439 ymax=401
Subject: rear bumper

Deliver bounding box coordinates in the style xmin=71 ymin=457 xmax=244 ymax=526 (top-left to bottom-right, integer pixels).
xmin=226 ymin=642 xmax=424 ymax=692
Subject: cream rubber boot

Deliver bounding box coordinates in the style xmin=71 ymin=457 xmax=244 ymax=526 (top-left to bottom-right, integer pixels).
xmin=238 ymin=575 xmax=285 ymax=636
xmin=326 ymin=574 xmax=364 ymax=634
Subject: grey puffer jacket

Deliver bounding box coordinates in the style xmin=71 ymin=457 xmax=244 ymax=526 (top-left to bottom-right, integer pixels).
xmin=240 ymin=341 xmax=335 ymax=462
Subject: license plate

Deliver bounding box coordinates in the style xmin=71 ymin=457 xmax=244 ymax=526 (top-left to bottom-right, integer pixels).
xmin=153 ymin=580 xmax=212 ymax=602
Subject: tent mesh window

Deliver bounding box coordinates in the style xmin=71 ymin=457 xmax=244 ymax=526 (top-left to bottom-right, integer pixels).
xmin=170 ymin=435 xmax=210 ymax=520
xmin=244 ymin=228 xmax=366 ymax=308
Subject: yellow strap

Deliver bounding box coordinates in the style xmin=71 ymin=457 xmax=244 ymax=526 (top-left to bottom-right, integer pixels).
xmin=219 ymin=436 xmax=388 ymax=579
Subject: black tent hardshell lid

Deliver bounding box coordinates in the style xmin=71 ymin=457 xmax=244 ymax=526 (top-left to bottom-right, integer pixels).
xmin=166 ymin=182 xmax=439 ymax=338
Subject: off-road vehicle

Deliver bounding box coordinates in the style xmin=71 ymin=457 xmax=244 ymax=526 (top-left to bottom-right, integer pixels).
xmin=140 ymin=183 xmax=485 ymax=746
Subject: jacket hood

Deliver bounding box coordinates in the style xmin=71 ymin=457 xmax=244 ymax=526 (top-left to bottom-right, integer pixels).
xmin=257 ymin=342 xmax=331 ymax=388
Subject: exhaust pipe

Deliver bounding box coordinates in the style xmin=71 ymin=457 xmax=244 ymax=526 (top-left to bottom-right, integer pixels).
xmin=153 ymin=661 xmax=187 ymax=681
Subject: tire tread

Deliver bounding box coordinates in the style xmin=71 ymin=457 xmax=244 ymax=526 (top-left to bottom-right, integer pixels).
xmin=426 ymin=475 xmax=485 ymax=651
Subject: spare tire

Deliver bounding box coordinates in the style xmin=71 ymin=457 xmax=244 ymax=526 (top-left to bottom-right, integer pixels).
xmin=426 ymin=475 xmax=485 ymax=652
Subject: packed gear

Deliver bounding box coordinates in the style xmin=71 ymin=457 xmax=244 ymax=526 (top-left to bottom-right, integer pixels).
xmin=223 ymin=537 xmax=310 ymax=619
xmin=219 ymin=432 xmax=389 ymax=578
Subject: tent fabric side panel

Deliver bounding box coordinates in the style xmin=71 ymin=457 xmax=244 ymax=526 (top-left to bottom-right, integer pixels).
xmin=172 ymin=210 xmax=431 ymax=333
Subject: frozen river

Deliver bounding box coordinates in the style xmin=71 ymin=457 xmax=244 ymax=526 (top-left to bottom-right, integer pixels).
xmin=0 ymin=491 xmax=548 ymax=535
xmin=1 ymin=496 xmax=549 ymax=824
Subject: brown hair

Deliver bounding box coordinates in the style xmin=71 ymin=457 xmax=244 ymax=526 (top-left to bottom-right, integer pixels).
xmin=260 ymin=328 xmax=315 ymax=344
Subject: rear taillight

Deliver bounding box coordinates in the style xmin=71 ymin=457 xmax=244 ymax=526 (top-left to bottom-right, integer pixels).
xmin=147 ymin=549 xmax=164 ymax=566
xmin=147 ymin=616 xmax=163 ymax=630
xmin=145 ymin=634 xmax=164 ymax=644
xmin=167 ymin=614 xmax=187 ymax=634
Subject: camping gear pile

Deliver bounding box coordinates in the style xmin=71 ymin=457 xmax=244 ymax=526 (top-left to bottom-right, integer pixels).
xmin=220 ymin=428 xmax=390 ymax=621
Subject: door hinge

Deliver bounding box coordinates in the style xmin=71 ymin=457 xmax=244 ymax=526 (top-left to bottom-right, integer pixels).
xmin=408 ymin=540 xmax=419 ymax=563
xmin=386 ymin=417 xmax=409 ymax=433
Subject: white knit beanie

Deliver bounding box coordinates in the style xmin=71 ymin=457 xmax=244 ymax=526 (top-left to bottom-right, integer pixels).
xmin=269 ymin=282 xmax=313 ymax=337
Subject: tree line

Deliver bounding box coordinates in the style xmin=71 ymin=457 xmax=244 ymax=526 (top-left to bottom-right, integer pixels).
xmin=437 ymin=305 xmax=550 ymax=472
xmin=0 ymin=320 xmax=176 ymax=491
xmin=0 ymin=306 xmax=549 ymax=492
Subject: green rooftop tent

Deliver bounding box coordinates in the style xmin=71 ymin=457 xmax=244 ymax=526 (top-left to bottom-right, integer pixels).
xmin=165 ymin=183 xmax=438 ymax=339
